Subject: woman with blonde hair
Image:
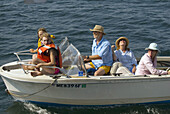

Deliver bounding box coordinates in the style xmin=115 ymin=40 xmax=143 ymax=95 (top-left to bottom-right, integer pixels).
xmin=30 ymin=33 xmax=61 ymax=76
xmin=29 ymin=28 xmax=55 ymax=59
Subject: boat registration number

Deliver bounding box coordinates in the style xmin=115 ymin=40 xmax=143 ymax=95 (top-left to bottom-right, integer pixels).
xmin=52 ymin=84 xmax=86 ymax=88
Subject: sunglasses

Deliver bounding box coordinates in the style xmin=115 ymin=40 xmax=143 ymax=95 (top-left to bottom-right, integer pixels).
xmin=93 ymin=31 xmax=100 ymax=34
xmin=119 ymin=39 xmax=126 ymax=41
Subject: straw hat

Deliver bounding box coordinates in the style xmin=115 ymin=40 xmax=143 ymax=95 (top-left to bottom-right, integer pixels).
xmin=145 ymin=43 xmax=160 ymax=52
xmin=90 ymin=25 xmax=106 ymax=35
xmin=115 ymin=37 xmax=129 ymax=50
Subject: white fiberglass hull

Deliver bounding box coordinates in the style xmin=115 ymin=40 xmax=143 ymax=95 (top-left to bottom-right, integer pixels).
xmin=1 ymin=62 xmax=170 ymax=106
xmin=2 ymin=75 xmax=170 ymax=106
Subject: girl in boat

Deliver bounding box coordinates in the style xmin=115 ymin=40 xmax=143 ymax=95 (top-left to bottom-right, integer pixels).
xmin=29 ymin=28 xmax=55 ymax=59
xmin=135 ymin=43 xmax=170 ymax=75
xmin=30 ymin=33 xmax=61 ymax=76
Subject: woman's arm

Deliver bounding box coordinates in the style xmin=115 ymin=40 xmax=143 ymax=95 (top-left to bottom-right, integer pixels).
xmin=111 ymin=45 xmax=117 ymax=61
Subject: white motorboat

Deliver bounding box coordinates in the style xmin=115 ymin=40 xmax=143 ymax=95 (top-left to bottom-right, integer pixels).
xmin=1 ymin=37 xmax=170 ymax=106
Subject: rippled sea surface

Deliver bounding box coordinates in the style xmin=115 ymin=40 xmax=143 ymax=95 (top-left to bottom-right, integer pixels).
xmin=0 ymin=0 xmax=170 ymax=113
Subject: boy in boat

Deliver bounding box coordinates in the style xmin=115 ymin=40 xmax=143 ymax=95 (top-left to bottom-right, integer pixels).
xmin=29 ymin=33 xmax=61 ymax=76
xmin=135 ymin=43 xmax=170 ymax=75
xmin=83 ymin=25 xmax=113 ymax=76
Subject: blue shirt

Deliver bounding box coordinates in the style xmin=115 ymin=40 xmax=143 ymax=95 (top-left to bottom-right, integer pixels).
xmin=114 ymin=49 xmax=137 ymax=70
xmin=92 ymin=38 xmax=113 ymax=68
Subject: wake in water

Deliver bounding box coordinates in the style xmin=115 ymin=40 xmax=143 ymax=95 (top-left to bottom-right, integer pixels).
xmin=5 ymin=99 xmax=170 ymax=114
xmin=23 ymin=102 xmax=53 ymax=114
xmin=146 ymin=107 xmax=159 ymax=114
xmin=6 ymin=101 xmax=54 ymax=114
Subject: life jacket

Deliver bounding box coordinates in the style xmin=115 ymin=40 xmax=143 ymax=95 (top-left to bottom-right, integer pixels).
xmin=37 ymin=43 xmax=62 ymax=68
xmin=38 ymin=35 xmax=55 ymax=48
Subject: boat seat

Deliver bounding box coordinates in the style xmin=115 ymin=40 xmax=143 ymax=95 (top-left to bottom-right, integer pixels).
xmin=2 ymin=64 xmax=21 ymax=71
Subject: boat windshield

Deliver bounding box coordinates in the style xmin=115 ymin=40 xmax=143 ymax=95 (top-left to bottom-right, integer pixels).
xmin=59 ymin=37 xmax=69 ymax=54
xmin=62 ymin=44 xmax=86 ymax=76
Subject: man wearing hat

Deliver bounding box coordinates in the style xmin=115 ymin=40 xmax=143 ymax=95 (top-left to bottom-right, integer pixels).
xmin=135 ymin=43 xmax=170 ymax=75
xmin=83 ymin=25 xmax=113 ymax=76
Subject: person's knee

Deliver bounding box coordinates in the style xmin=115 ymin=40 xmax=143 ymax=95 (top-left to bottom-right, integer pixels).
xmin=118 ymin=62 xmax=122 ymax=67
xmin=113 ymin=62 xmax=122 ymax=67
xmin=32 ymin=54 xmax=37 ymax=59
xmin=94 ymin=69 xmax=105 ymax=76
xmin=85 ymin=63 xmax=92 ymax=69
xmin=94 ymin=72 xmax=100 ymax=76
xmin=32 ymin=58 xmax=39 ymax=64
xmin=94 ymin=72 xmax=105 ymax=76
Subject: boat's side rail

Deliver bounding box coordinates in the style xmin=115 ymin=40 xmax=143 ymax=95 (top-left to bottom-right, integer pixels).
xmin=157 ymin=66 xmax=170 ymax=70
xmin=12 ymin=49 xmax=71 ymax=77
xmin=136 ymin=56 xmax=170 ymax=62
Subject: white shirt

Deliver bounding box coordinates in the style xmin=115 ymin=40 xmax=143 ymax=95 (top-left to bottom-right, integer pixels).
xmin=114 ymin=49 xmax=137 ymax=70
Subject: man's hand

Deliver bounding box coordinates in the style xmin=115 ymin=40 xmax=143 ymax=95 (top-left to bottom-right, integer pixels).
xmin=82 ymin=55 xmax=91 ymax=62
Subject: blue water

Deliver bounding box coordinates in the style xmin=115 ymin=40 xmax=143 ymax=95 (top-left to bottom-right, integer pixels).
xmin=0 ymin=0 xmax=170 ymax=113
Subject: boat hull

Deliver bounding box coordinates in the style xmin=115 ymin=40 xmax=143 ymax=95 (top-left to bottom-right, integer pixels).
xmin=2 ymin=72 xmax=170 ymax=106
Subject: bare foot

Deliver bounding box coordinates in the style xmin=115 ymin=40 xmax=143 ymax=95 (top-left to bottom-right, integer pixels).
xmin=22 ymin=64 xmax=35 ymax=70
xmin=31 ymin=71 xmax=42 ymax=77
xmin=22 ymin=65 xmax=28 ymax=70
xmin=35 ymin=68 xmax=40 ymax=71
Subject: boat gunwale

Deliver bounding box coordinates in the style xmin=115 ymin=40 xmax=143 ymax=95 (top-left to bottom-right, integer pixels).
xmin=1 ymin=57 xmax=170 ymax=84
xmin=1 ymin=67 xmax=170 ymax=84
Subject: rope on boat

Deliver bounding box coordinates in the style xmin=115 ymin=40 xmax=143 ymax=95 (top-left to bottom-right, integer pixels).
xmin=6 ymin=79 xmax=58 ymax=98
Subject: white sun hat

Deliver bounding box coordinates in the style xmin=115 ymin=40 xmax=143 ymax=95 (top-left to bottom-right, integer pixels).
xmin=145 ymin=43 xmax=160 ymax=52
